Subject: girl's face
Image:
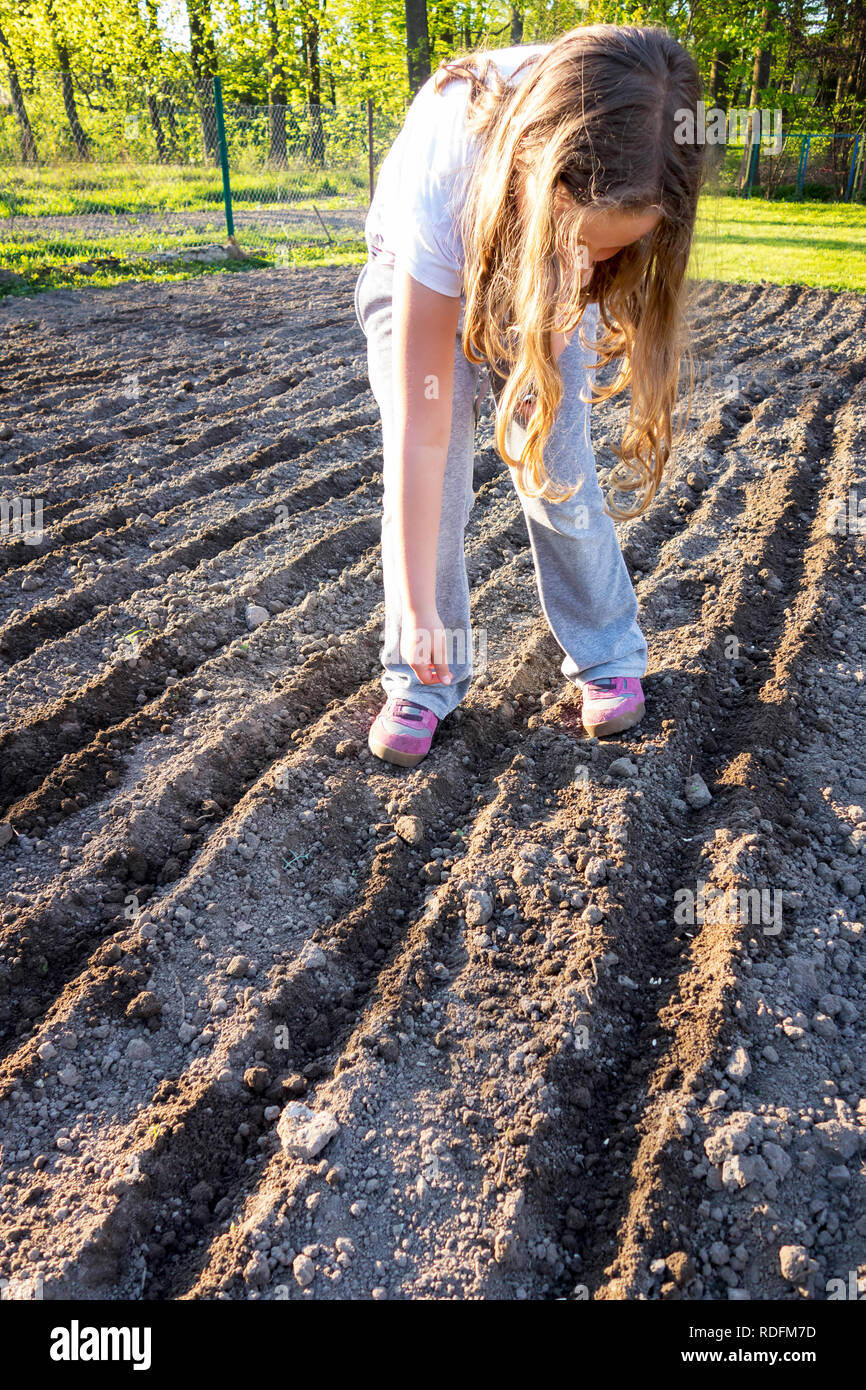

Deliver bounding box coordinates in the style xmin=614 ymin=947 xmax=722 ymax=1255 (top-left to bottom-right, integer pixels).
xmin=521 ymin=172 xmax=662 ymax=285
xmin=568 ymin=204 xmax=662 ymax=279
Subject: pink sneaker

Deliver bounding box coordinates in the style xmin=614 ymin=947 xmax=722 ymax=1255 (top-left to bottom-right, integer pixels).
xmin=368 ymin=697 xmax=440 ymax=767
xmin=580 ymin=677 xmax=645 ymax=737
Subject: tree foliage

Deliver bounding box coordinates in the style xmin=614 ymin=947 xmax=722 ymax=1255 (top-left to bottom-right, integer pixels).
xmin=0 ymin=0 xmax=863 ymax=171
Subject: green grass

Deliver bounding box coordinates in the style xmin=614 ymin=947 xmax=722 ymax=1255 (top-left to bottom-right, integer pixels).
xmin=691 ymin=195 xmax=866 ymax=292
xmin=0 ymin=159 xmax=368 ymax=217
xmin=1 ymin=166 xmax=864 ymax=297
xmin=0 ymin=157 xmax=370 ymax=294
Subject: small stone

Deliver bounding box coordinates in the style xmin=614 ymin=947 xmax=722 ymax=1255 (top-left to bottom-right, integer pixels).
xmin=277 ymin=1102 xmax=339 ymax=1160
xmin=243 ymin=1251 xmax=270 ymax=1288
xmin=761 ymin=1142 xmax=792 ymax=1180
xmin=827 ymin=1164 xmax=851 ymax=1187
xmin=726 ymin=1046 xmax=751 ymax=1081
xmin=583 ymin=855 xmax=607 ymax=886
xmin=292 ymin=1253 xmax=315 ymax=1287
xmin=0 ymin=823 xmax=13 ymax=847
xmin=684 ymin=773 xmax=712 ymax=809
xmin=377 ymin=1037 xmax=399 ymax=1063
xmin=225 ymin=955 xmax=251 ymax=978
xmin=394 ymin=815 xmax=425 ymax=847
xmin=245 ymin=603 xmax=270 ymax=630
xmin=721 ymin=1154 xmax=759 ymax=1190
xmin=566 ymin=1206 xmax=586 ymax=1232
xmin=244 ymin=1066 xmax=269 ymax=1094
xmin=57 ymin=1065 xmax=81 ymax=1087
xmin=37 ymin=1041 xmax=57 ymax=1063
xmin=464 ymin=889 xmax=493 ymax=927
xmin=126 ymin=991 xmax=161 ymax=1021
xmin=779 ymin=1245 xmax=813 ymax=1283
xmin=787 ymin=955 xmax=821 ymax=999
xmin=298 ymin=942 xmax=327 ymax=970
xmin=125 ymin=1038 xmax=151 ymax=1062
xmin=813 ymin=1120 xmax=860 ymax=1161
xmin=666 ymin=1251 xmax=696 ymax=1285
xmin=608 ymin=757 xmax=638 ymax=778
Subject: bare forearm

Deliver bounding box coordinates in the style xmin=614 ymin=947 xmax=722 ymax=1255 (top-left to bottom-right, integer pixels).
xmin=391 ymin=440 xmax=448 ymax=612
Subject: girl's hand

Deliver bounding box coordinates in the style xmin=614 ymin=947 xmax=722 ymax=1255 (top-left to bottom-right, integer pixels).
xmin=401 ymin=608 xmax=453 ymax=686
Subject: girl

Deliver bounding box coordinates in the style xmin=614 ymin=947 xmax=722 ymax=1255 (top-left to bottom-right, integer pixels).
xmin=354 ymin=23 xmax=705 ymax=767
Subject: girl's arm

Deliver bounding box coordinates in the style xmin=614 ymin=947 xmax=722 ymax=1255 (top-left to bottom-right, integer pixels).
xmin=390 ymin=265 xmax=462 ymax=682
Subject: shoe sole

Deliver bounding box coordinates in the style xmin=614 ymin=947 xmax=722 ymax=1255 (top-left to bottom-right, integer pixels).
xmin=368 ymin=728 xmax=431 ymax=768
xmin=582 ymin=702 xmax=646 ymax=737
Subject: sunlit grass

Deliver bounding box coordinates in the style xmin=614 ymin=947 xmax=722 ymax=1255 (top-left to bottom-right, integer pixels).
xmin=0 ymin=160 xmax=368 ymax=217
xmin=691 ymin=194 xmax=866 ymax=292
xmin=1 ymin=168 xmax=864 ymax=296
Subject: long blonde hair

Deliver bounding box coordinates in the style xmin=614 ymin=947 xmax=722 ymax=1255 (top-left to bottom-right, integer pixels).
xmin=434 ymin=24 xmax=706 ymax=518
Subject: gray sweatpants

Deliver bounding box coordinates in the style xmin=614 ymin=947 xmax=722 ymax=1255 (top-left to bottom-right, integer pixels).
xmin=354 ymin=253 xmax=647 ymax=721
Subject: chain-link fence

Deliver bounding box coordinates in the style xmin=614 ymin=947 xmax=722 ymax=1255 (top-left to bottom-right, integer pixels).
xmin=1 ymin=65 xmax=864 ymax=286
xmin=710 ymin=130 xmax=865 ymax=201
xmin=0 ymin=68 xmax=405 ymax=276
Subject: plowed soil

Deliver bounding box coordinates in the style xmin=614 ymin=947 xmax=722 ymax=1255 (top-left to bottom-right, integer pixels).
xmin=0 ymin=268 xmax=865 ymax=1303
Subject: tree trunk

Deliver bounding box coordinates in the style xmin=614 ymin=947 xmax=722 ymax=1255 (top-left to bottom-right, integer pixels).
xmin=0 ymin=21 xmax=38 ymax=163
xmin=266 ymin=0 xmax=287 ymax=169
xmin=45 ymin=0 xmax=90 ymax=159
xmin=438 ymin=2 xmax=454 ymax=51
xmin=135 ymin=0 xmax=168 ymax=162
xmin=405 ymin=0 xmax=430 ymax=96
xmin=736 ymin=4 xmax=776 ymax=193
xmin=510 ymin=4 xmax=524 ymax=45
xmin=853 ymin=8 xmax=866 ymax=101
xmin=304 ymin=11 xmax=325 ymax=169
xmin=706 ymin=46 xmax=732 ymax=178
xmin=145 ymin=0 xmax=180 ymax=158
xmin=185 ymin=0 xmax=219 ymax=162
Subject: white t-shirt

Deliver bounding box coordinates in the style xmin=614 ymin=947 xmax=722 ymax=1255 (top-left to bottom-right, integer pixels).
xmin=364 ymin=44 xmax=552 ymax=298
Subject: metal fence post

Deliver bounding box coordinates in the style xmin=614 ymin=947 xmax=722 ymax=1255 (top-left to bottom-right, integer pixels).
xmin=796 ymin=134 xmax=811 ymax=198
xmin=857 ymin=137 xmax=866 ymax=202
xmin=213 ymin=74 xmax=236 ymax=245
xmin=744 ymin=140 xmax=758 ymax=197
xmin=846 ymin=134 xmax=861 ymax=201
